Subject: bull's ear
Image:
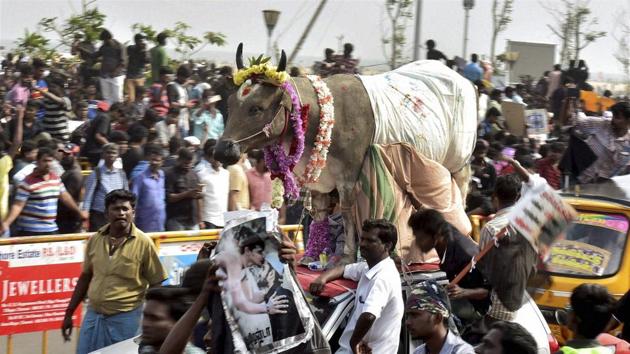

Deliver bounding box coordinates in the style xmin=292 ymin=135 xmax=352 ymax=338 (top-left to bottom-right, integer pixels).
xmin=236 ymin=43 xmax=244 ymax=70
xmin=277 ymin=50 xmax=287 ymax=72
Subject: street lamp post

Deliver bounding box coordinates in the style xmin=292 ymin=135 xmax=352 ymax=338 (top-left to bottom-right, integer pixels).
xmin=462 ymin=0 xmax=474 ymax=60
xmin=263 ymin=10 xmax=281 ymax=58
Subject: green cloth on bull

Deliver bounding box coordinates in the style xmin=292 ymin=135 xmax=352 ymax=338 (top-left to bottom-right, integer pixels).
xmin=353 ymin=143 xmax=471 ymax=264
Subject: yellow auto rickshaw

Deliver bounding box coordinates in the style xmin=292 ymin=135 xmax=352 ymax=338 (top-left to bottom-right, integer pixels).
xmin=530 ymin=176 xmax=630 ymax=344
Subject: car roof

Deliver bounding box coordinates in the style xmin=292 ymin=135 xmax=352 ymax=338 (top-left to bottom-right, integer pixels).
xmin=561 ymin=175 xmax=630 ymax=208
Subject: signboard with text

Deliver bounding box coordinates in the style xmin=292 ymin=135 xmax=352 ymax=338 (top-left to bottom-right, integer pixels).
xmin=0 ymin=241 xmax=84 ymax=335
xmin=158 ymin=241 xmax=206 ymax=285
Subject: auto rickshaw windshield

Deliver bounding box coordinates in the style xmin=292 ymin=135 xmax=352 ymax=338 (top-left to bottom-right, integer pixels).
xmin=543 ymin=212 xmax=629 ymax=278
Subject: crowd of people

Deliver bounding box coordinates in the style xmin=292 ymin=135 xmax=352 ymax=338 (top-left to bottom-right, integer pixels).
xmin=0 ymin=30 xmax=273 ymax=237
xmin=0 ymin=28 xmax=629 ymax=354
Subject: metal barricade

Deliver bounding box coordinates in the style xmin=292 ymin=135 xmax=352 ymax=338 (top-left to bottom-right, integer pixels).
xmin=0 ymin=225 xmax=304 ymax=354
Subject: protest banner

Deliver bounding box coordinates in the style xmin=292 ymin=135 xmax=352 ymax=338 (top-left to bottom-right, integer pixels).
xmin=508 ymin=178 xmax=577 ymax=252
xmin=159 ymin=241 xmax=207 ymax=285
xmin=452 ymin=177 xmax=577 ymax=286
xmin=502 ymin=101 xmax=527 ymax=137
xmin=214 ymin=210 xmax=315 ymax=354
xmin=0 ymin=241 xmax=84 ymax=335
xmin=525 ymin=109 xmax=549 ymax=138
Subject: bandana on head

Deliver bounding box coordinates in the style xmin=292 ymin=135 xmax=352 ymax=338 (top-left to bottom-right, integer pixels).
xmin=406 ymin=280 xmax=450 ymax=319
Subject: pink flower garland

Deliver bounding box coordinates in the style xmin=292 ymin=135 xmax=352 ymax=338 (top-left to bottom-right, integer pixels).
xmin=263 ymin=81 xmax=305 ymax=200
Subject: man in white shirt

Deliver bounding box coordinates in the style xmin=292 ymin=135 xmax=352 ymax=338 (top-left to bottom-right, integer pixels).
xmin=194 ymin=139 xmax=229 ymax=229
xmin=309 ymin=219 xmax=403 ymax=354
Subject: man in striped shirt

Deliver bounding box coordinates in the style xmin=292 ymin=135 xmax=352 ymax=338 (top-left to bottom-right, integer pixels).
xmin=1 ymin=147 xmax=87 ymax=236
xmin=573 ymin=102 xmax=630 ymax=183
xmin=34 ymin=84 xmax=71 ymax=142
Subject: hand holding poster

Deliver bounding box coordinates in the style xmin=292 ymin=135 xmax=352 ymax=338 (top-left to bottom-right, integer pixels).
xmin=214 ymin=210 xmax=314 ymax=354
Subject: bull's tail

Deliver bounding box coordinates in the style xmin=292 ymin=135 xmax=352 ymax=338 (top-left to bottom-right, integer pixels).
xmin=452 ymin=164 xmax=471 ymax=207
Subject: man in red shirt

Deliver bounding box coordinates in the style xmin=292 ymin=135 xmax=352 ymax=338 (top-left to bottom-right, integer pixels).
xmin=246 ymin=149 xmax=272 ymax=211
xmin=535 ymin=142 xmax=565 ymax=189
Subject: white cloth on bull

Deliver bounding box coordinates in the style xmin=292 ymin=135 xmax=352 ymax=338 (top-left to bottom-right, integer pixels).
xmin=358 ymin=60 xmax=478 ymax=173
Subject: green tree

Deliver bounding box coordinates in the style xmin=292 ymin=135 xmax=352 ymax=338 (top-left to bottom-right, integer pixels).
xmin=544 ymin=0 xmax=606 ymax=65
xmin=613 ymin=10 xmax=630 ymax=92
xmin=14 ymin=29 xmax=53 ymax=59
xmin=382 ymin=0 xmax=413 ymax=69
xmin=38 ymin=0 xmax=105 ymax=49
xmin=131 ymin=22 xmax=226 ymax=60
xmin=490 ymin=0 xmax=514 ymax=67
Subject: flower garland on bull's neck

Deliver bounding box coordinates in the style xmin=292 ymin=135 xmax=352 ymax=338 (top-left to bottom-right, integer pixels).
xmin=262 ymin=79 xmax=305 ymax=200
xmin=298 ymin=75 xmax=335 ymax=186
xmin=233 ymin=60 xmax=335 ymax=201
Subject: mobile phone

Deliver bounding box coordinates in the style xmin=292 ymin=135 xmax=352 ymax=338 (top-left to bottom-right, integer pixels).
xmin=502 ymin=147 xmax=515 ymax=158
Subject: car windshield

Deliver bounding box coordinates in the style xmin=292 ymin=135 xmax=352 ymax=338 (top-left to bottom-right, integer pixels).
xmin=545 ymin=212 xmax=628 ymax=277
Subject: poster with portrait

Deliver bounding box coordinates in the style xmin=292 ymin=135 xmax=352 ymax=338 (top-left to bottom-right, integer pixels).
xmin=214 ymin=210 xmax=314 ymax=354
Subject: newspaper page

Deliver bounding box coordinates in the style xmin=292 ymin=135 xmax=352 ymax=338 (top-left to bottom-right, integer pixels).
xmin=214 ymin=210 xmax=314 ymax=354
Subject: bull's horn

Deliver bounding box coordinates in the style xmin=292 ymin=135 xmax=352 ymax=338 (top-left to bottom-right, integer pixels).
xmin=277 ymin=50 xmax=287 ymax=72
xmin=236 ymin=43 xmax=244 ymax=70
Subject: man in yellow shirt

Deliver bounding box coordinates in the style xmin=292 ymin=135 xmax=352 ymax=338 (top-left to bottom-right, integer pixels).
xmin=0 ymin=142 xmax=13 ymax=231
xmin=227 ymin=154 xmax=250 ymax=211
xmin=61 ymin=189 xmax=166 ymax=354
xmin=0 ymin=104 xmax=23 ymax=236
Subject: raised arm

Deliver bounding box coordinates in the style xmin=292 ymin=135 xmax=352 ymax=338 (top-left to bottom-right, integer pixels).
xmin=159 ymin=265 xmax=222 ymax=354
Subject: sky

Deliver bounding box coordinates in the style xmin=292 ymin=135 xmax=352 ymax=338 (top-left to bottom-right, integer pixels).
xmin=0 ymin=0 xmax=629 ymax=79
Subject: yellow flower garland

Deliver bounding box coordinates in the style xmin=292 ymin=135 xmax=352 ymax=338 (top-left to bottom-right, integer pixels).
xmin=233 ymin=63 xmax=290 ymax=86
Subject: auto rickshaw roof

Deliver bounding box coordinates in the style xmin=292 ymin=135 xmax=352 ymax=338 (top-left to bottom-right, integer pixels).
xmin=562 ymin=175 xmax=630 ymax=208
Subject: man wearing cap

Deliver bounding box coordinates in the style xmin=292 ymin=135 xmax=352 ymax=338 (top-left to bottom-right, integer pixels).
xmin=406 ymin=281 xmax=475 ymax=354
xmin=81 ymin=102 xmax=116 ymax=166
xmin=125 ymin=33 xmax=149 ymax=103
xmin=190 ymin=93 xmax=224 ymax=142
xmin=310 ymin=219 xmax=403 ymax=354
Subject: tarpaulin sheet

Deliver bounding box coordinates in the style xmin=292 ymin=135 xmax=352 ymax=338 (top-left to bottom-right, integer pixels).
xmin=358 ymin=60 xmax=477 ymax=173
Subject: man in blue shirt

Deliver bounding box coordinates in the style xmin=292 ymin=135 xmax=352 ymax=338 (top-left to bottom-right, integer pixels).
xmin=130 ymin=146 xmax=166 ymax=232
xmin=463 ymin=54 xmax=483 ymax=83
xmin=83 ymin=143 xmax=129 ymax=231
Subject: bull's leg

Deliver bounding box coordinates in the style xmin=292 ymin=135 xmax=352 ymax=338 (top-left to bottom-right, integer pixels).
xmin=338 ymin=183 xmax=358 ymax=265
xmin=452 ymin=164 xmax=472 ymax=206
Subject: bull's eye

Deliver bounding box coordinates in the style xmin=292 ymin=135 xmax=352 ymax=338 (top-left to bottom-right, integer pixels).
xmin=249 ymin=106 xmax=263 ymax=116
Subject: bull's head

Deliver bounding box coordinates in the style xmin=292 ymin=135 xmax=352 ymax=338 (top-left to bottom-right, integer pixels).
xmin=214 ymin=43 xmax=290 ymax=166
